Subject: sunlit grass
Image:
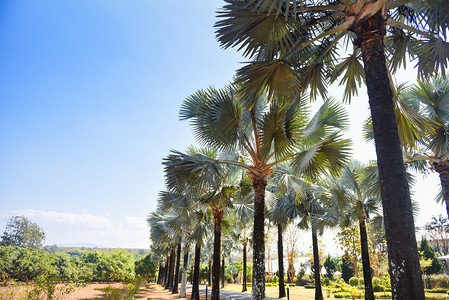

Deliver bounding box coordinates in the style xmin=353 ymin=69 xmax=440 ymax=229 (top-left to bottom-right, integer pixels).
xmin=221 ymin=284 xmax=316 ymax=299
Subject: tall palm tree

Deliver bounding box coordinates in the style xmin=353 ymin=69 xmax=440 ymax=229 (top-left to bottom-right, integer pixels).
xmin=215 ymin=1 xmax=448 ymax=297
xmin=229 ymin=179 xmax=254 ymax=292
xmin=329 ymin=162 xmax=381 ymax=300
xmin=168 ymin=86 xmax=351 ymax=299
xmin=156 ymin=187 xmax=212 ymax=300
xmin=147 ymin=212 xmax=178 ymax=290
xmin=267 ymin=172 xmax=305 ymax=299
xmin=163 ymin=147 xmax=241 ymax=300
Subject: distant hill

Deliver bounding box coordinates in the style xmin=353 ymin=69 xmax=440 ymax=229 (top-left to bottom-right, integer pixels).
xmin=57 ymin=243 xmax=109 ymax=248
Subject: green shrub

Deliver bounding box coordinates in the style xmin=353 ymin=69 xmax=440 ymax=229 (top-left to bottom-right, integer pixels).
xmin=322 ymin=277 xmax=330 ymax=286
xmin=357 ymin=285 xmax=365 ymax=290
xmin=373 ymin=284 xmax=385 ymax=292
xmin=372 ymin=277 xmax=381 ymax=286
xmin=349 ymin=277 xmax=359 ymax=287
xmin=427 ymin=274 xmax=449 ymax=289
xmin=358 ymin=278 xmax=364 ymax=286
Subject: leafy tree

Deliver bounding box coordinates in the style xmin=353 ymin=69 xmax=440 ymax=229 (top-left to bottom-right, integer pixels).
xmin=341 ymin=253 xmax=354 ymax=283
xmin=0 ymin=246 xmax=55 ymax=282
xmin=215 ymin=1 xmax=449 ymax=297
xmin=419 ymin=237 xmax=442 ymax=275
xmin=135 ymin=253 xmax=158 ymax=282
xmin=336 ymin=225 xmax=361 ymax=278
xmin=1 ymin=216 xmax=45 ymax=248
xmin=323 ymin=255 xmax=337 ymax=280
xmin=52 ymin=252 xmax=77 ymax=281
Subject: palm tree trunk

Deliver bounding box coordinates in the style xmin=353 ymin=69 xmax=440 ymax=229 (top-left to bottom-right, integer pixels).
xmin=278 ymin=223 xmax=286 ymax=298
xmin=163 ymin=256 xmax=169 ymax=286
xmin=355 ymin=11 xmax=424 ymax=299
xmin=312 ymin=230 xmax=323 ymax=300
xmin=180 ymin=248 xmax=189 ymax=298
xmin=252 ymin=177 xmax=266 ymax=300
xmin=221 ymin=257 xmax=225 ymax=288
xmin=242 ymin=241 xmax=247 ymax=292
xmin=208 ymin=259 xmax=212 ymax=286
xmin=172 ymin=242 xmax=182 ymax=293
xmin=168 ymin=248 xmax=176 ymax=291
xmin=212 ymin=210 xmax=224 ymax=300
xmin=359 ymin=218 xmax=374 ymax=300
xmin=157 ymin=262 xmax=163 ymax=285
xmin=191 ymin=242 xmax=201 ymax=300
xmin=165 ymin=254 xmax=171 ymax=289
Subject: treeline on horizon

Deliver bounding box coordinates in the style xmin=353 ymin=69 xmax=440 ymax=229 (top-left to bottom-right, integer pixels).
xmin=0 ymin=245 xmax=157 ymax=283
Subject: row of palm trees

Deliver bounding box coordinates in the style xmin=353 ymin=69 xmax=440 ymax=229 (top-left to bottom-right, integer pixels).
xmin=148 ymin=1 xmax=448 ymax=299
xmin=148 ymin=75 xmax=449 ymax=300
xmin=212 ymin=1 xmax=448 ymax=299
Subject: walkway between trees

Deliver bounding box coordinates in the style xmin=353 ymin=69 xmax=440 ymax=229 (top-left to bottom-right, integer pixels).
xmin=199 ymin=286 xmax=278 ymax=300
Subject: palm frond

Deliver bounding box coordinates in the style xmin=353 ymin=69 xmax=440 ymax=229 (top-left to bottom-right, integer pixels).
xmin=259 ymin=101 xmax=307 ymax=160
xmin=412 ymin=38 xmax=449 ymax=79
xmin=216 ymin=0 xmax=298 ymax=59
xmin=293 ymin=131 xmax=352 ymax=181
xmin=236 ymin=59 xmax=303 ymax=105
xmin=329 ymin=49 xmax=365 ymax=103
xmin=163 ymin=150 xmax=224 ymax=194
xmin=385 ymin=27 xmax=414 ymax=74
xmin=180 ymin=86 xmax=246 ymax=152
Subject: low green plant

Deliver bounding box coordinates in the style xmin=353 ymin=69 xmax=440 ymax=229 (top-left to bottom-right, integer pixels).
xmin=372 ymin=277 xmax=381 ymax=286
xmin=358 ymin=278 xmax=364 ymax=286
xmin=349 ymin=277 xmax=359 ymax=287
xmin=372 ymin=284 xmax=385 ymax=292
xmin=103 ymin=285 xmax=134 ymax=300
xmin=426 ymin=274 xmax=449 ymax=289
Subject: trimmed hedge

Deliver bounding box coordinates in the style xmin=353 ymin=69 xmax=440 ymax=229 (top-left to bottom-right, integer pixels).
xmin=349 ymin=277 xmax=359 ymax=287
xmin=304 ymin=285 xmax=315 ymax=289
xmin=427 ymin=288 xmax=449 ymax=293
xmin=424 ymin=294 xmax=449 ymax=300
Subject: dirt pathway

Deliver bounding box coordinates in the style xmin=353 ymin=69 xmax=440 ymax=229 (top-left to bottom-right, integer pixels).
xmin=67 ymin=283 xmax=208 ymax=300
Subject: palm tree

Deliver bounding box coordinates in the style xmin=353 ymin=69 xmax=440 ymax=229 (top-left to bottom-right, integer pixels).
xmin=329 ymin=162 xmax=381 ymax=300
xmin=147 ymin=212 xmax=178 ymax=290
xmin=267 ymin=174 xmax=303 ymax=298
xmin=168 ymin=86 xmax=351 ymax=299
xmin=155 ymin=187 xmax=212 ymax=300
xmin=404 ymin=76 xmax=449 ymax=219
xmin=215 ymin=1 xmax=448 ymax=297
xmin=163 ymin=147 xmax=241 ymax=300
xmin=229 ymin=179 xmax=254 ymax=292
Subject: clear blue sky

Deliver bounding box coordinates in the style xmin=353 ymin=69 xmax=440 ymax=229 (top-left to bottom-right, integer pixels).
xmin=0 ymin=1 xmax=443 ymax=249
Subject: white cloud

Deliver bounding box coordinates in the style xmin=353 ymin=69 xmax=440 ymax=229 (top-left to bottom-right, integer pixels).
xmin=0 ymin=209 xmax=150 ymax=249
